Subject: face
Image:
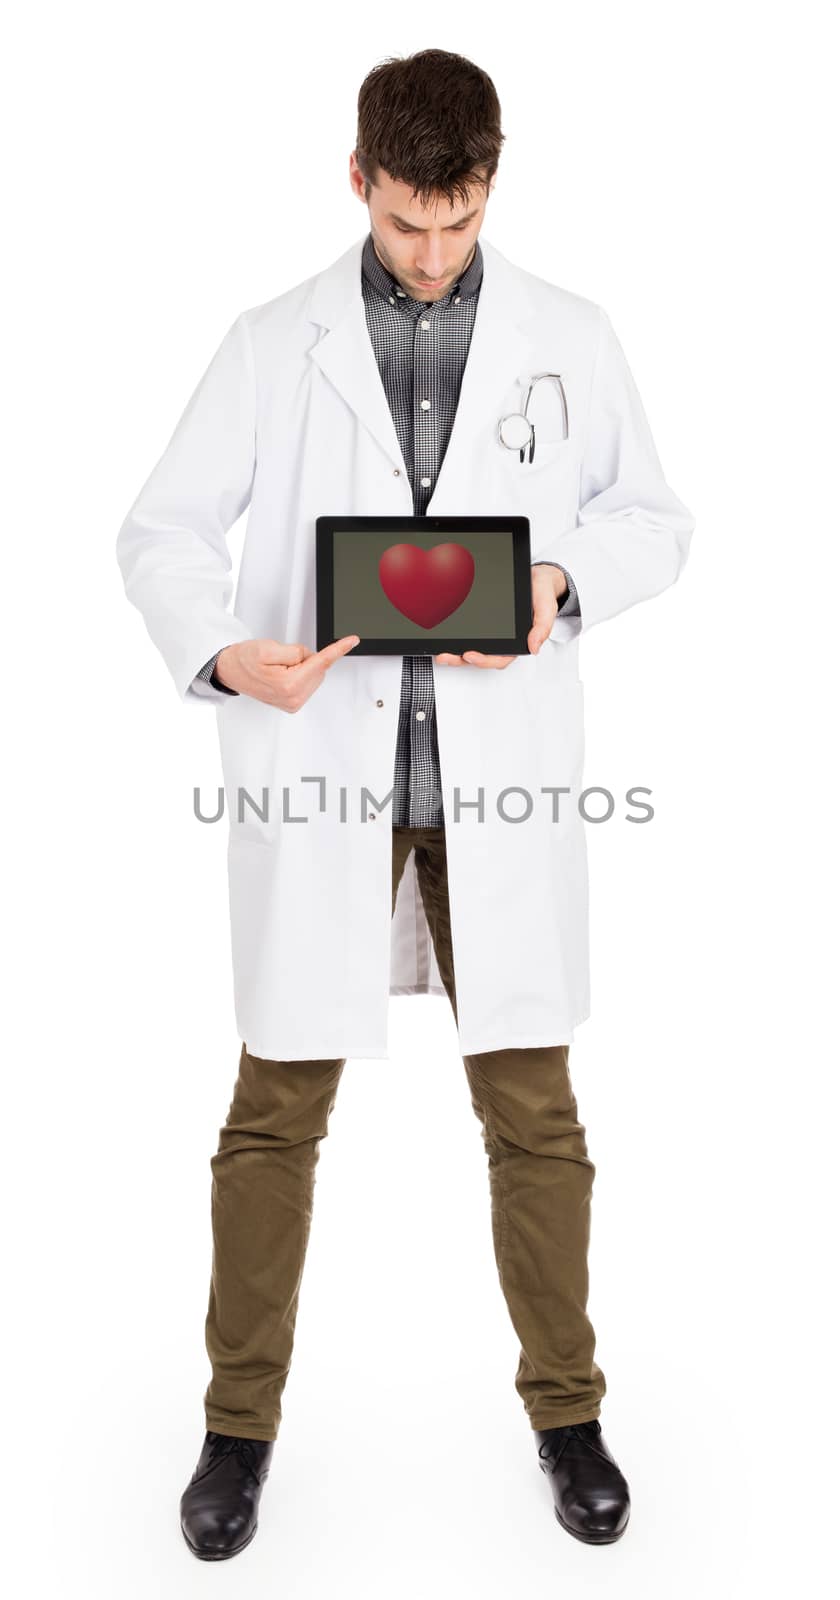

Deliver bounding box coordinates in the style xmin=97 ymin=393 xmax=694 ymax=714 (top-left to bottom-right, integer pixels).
xmin=349 ymin=151 xmax=494 ymax=302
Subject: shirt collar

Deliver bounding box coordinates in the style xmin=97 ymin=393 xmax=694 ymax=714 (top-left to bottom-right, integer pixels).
xmin=361 ymin=229 xmax=483 ymax=309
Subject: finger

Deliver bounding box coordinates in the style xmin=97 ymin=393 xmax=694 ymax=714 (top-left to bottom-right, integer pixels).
xmin=261 ymin=641 xmax=311 ymax=667
xmin=461 ymin=651 xmax=516 ymax=669
xmin=528 ymin=620 xmax=553 ymax=652
xmin=280 ymin=638 xmax=357 ymax=696
xmin=527 ymin=611 xmax=557 ymax=653
xmin=434 ymin=652 xmax=468 ymax=666
xmin=310 ymin=635 xmax=362 ymax=670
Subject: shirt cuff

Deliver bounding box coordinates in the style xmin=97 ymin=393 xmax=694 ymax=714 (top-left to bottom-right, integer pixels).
xmin=195 ymin=649 xmax=239 ymax=696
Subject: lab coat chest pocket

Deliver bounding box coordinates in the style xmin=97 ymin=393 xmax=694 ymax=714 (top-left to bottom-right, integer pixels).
xmin=494 ymin=435 xmax=581 ymax=552
xmin=497 ymin=434 xmax=573 ymax=475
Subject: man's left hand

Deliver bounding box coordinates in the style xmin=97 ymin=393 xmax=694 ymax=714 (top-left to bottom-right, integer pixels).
xmin=434 ymin=563 xmax=567 ymax=669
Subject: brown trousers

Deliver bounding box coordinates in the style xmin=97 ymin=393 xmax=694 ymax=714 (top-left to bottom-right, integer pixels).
xmin=203 ymin=825 xmax=606 ymax=1441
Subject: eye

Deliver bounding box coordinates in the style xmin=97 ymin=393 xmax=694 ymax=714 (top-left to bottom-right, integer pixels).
xmin=393 ymin=221 xmax=470 ymax=235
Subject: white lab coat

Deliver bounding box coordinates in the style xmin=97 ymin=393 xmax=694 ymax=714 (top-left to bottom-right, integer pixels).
xmin=116 ymin=231 xmax=694 ymax=1059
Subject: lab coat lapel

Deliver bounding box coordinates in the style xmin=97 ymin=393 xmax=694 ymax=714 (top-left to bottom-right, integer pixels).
xmin=305 ymin=232 xmax=537 ymax=495
xmin=306 ymin=234 xmax=409 ymax=475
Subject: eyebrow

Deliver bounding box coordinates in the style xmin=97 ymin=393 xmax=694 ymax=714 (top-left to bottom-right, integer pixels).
xmin=387 ymin=207 xmax=480 ymax=230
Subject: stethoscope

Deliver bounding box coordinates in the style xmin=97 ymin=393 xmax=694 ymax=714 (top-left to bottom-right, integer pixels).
xmin=498 ymin=372 xmax=570 ymax=464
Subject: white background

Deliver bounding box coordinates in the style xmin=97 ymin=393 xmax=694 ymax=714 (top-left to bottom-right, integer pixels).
xmin=3 ymin=2 xmax=837 ymax=1596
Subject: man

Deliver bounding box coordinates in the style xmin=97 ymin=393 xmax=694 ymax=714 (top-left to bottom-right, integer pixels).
xmin=116 ymin=48 xmax=694 ymax=1560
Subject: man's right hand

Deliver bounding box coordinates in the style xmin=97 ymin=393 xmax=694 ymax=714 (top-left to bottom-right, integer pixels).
xmin=214 ymin=636 xmax=361 ymax=710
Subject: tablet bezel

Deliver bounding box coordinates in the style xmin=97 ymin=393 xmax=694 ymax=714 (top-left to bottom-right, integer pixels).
xmin=315 ymin=515 xmax=533 ymax=655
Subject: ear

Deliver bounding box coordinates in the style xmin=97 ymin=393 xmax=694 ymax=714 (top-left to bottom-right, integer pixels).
xmin=348 ymin=151 xmax=365 ymax=200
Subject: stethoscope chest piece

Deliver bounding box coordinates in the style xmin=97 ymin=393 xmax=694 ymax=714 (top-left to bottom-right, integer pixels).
xmin=498 ymin=411 xmax=536 ymax=462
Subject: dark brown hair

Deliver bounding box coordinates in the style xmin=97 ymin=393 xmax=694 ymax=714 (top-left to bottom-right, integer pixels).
xmin=355 ymin=49 xmax=505 ymax=210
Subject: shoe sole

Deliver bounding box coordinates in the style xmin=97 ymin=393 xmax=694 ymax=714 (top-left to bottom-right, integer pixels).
xmin=181 ymin=1519 xmax=259 ymax=1561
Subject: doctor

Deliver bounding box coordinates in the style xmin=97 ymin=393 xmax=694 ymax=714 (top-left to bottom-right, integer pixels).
xmin=117 ymin=47 xmax=694 ymax=1560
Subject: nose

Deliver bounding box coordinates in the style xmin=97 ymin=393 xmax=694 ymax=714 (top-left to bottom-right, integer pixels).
xmin=416 ymin=252 xmax=446 ymax=282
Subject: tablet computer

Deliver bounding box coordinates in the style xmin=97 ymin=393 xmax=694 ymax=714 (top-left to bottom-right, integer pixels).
xmin=315 ymin=515 xmax=533 ymax=655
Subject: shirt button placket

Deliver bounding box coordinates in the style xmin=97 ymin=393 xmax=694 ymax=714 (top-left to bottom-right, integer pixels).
xmin=416 ymin=306 xmax=435 ymax=513
xmin=411 ymin=293 xmax=441 ymax=823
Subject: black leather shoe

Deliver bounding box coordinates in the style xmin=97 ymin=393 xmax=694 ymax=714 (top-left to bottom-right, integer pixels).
xmin=180 ymin=1430 xmax=275 ymax=1560
xmin=535 ymin=1420 xmax=630 ymax=1544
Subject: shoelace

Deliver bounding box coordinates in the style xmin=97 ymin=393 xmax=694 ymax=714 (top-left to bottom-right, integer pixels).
xmin=537 ymin=1420 xmax=614 ymax=1472
xmin=203 ymin=1432 xmax=265 ymax=1488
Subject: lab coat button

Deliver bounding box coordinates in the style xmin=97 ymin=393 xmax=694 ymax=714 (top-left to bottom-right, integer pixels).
xmin=393 ymin=468 xmax=401 ymax=476
xmin=376 ymin=699 xmax=384 ymax=707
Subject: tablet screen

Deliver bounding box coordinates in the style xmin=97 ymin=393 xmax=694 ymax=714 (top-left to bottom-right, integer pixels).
xmin=334 ymin=526 xmax=515 ymax=638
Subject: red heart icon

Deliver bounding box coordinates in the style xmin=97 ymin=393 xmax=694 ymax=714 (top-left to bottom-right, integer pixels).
xmin=378 ymin=543 xmax=475 ymax=629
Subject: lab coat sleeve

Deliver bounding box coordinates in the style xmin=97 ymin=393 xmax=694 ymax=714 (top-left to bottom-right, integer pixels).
xmin=115 ymin=312 xmax=257 ymax=702
xmin=536 ymin=305 xmax=694 ymax=634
